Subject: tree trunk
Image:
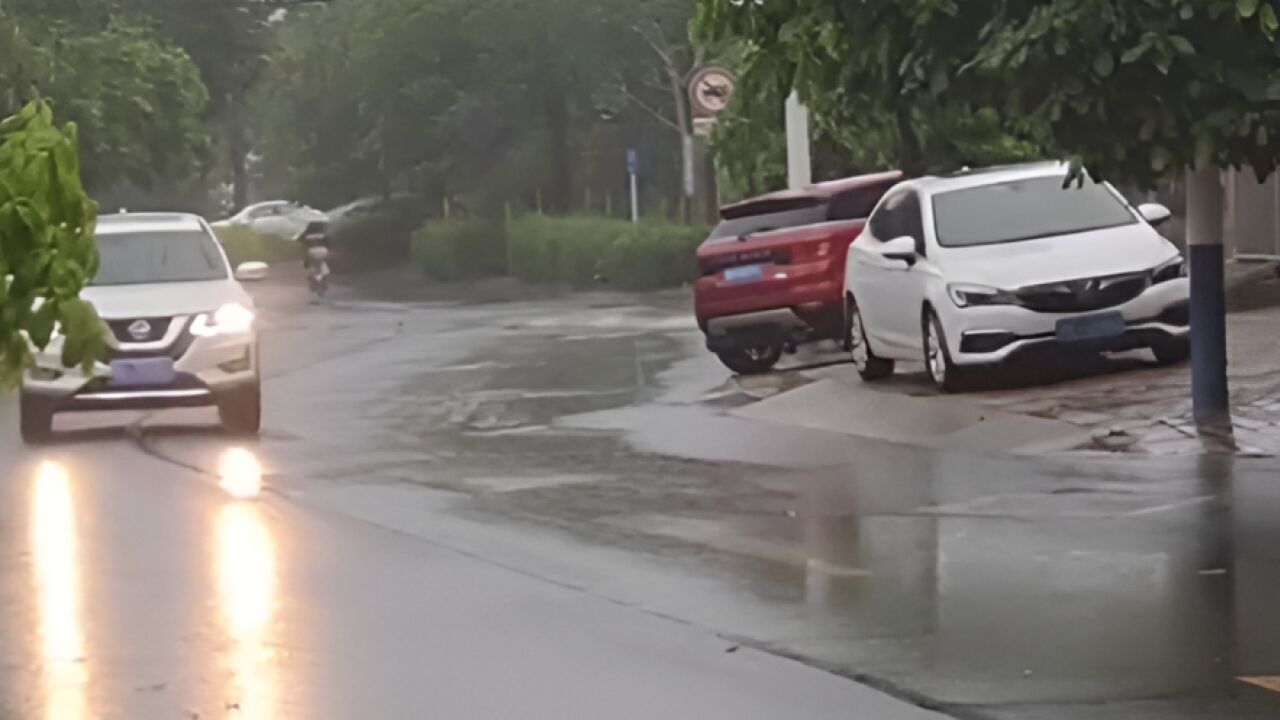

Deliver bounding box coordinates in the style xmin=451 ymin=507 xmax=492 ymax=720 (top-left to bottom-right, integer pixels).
xmin=1186 ymin=166 xmax=1230 ymax=428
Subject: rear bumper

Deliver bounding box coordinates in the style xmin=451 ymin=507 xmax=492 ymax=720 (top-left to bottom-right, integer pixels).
xmin=694 ymin=263 xmax=842 ymax=327
xmin=704 ymin=308 xmax=811 ymax=352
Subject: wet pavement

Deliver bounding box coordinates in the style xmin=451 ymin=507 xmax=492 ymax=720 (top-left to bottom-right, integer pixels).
xmin=3 ymin=272 xmax=1280 ymax=718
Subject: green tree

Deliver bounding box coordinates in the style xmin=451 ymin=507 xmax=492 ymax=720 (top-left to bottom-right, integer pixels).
xmin=0 ymin=101 xmax=107 ymax=386
xmin=0 ymin=2 xmax=214 ymax=196
xmin=48 ymin=19 xmax=212 ymax=192
xmin=695 ymin=0 xmax=1280 ymax=185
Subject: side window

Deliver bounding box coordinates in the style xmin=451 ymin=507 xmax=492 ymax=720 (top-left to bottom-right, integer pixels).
xmin=868 ymin=189 xmax=907 ymax=240
xmin=897 ymin=192 xmax=926 ymax=256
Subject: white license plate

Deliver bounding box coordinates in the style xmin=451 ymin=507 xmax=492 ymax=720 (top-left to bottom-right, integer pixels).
xmin=108 ymin=358 xmax=176 ymax=388
xmin=723 ymin=264 xmax=766 ymax=284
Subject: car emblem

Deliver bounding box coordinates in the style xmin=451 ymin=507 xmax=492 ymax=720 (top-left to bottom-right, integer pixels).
xmin=127 ymin=319 xmax=152 ymax=342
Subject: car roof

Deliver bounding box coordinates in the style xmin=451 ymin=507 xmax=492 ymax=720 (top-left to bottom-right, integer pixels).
xmin=95 ymin=212 xmax=208 ymax=235
xmin=719 ymin=170 xmax=905 ymax=220
xmin=907 ymin=161 xmax=1071 ymax=196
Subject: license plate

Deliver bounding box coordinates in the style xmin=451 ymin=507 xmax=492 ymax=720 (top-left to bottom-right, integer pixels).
xmin=723 ymin=264 xmax=766 ymax=284
xmin=1056 ymin=312 xmax=1126 ymax=343
xmin=108 ymin=358 xmax=176 ymax=388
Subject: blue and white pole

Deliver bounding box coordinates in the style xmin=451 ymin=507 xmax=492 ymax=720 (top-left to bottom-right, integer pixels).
xmin=1186 ymin=167 xmax=1230 ymax=426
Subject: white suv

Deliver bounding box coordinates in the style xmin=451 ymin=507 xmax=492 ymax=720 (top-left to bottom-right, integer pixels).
xmin=845 ymin=163 xmax=1190 ymax=392
xmin=21 ymin=213 xmax=266 ymax=442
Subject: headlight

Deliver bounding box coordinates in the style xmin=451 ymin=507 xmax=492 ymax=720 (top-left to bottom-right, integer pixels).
xmin=947 ymin=283 xmax=1019 ymax=308
xmin=191 ymin=303 xmax=255 ymax=337
xmin=1152 ymin=255 xmax=1186 ymax=284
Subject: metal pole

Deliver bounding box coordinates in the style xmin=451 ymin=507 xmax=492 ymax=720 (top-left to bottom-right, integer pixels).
xmin=630 ymin=172 xmax=639 ymax=223
xmin=785 ymin=91 xmax=812 ymax=189
xmin=1187 ymin=166 xmax=1230 ymax=426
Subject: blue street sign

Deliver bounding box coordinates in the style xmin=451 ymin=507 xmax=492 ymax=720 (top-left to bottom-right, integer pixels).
xmin=626 ymin=149 xmax=638 ymax=175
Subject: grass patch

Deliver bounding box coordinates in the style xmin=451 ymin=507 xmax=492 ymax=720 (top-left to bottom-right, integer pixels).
xmin=412 ymin=216 xmax=707 ymax=291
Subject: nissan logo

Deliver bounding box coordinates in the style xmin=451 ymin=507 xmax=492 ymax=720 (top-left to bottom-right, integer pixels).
xmin=127 ymin=319 xmax=152 ymax=342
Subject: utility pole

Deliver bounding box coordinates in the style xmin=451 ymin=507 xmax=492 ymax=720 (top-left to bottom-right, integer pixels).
xmin=785 ymin=91 xmax=812 ymax=189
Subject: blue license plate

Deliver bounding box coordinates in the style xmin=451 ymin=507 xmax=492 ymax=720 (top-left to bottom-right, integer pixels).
xmin=1056 ymin=312 xmax=1126 ymax=343
xmin=723 ymin=264 xmax=766 ymax=284
xmin=108 ymin=358 xmax=176 ymax=388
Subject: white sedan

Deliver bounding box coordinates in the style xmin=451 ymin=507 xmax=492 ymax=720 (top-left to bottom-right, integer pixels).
xmin=212 ymin=200 xmax=328 ymax=241
xmin=844 ymin=162 xmax=1190 ymax=392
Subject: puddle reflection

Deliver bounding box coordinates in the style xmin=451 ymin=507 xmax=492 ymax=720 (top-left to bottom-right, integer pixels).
xmin=30 ymin=461 xmax=89 ymax=720
xmin=215 ymin=500 xmax=279 ymax=718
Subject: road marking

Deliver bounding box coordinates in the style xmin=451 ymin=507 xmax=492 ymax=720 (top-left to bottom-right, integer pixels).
xmin=1240 ymin=676 xmax=1280 ymax=694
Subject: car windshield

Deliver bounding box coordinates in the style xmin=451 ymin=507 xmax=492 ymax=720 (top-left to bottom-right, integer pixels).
xmin=91 ymin=230 xmax=228 ymax=286
xmin=932 ymin=176 xmax=1137 ymax=247
xmin=705 ymin=204 xmax=829 ymax=243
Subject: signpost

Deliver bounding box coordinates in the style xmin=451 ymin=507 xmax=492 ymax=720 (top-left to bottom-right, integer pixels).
xmin=627 ymin=149 xmax=639 ymax=223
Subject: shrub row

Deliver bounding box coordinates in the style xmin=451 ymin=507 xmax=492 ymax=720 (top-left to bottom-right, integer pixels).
xmin=411 ymin=216 xmax=707 ymax=291
xmin=213 ymin=226 xmax=303 ymax=267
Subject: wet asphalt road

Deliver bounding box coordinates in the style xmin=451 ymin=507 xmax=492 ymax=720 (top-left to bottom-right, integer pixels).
xmin=3 ymin=273 xmax=1280 ymax=719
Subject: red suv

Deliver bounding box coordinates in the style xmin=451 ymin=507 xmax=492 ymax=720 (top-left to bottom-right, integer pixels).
xmin=694 ymin=171 xmax=903 ymax=374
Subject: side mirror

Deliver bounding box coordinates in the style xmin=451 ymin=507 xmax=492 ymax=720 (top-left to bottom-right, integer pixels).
xmin=1138 ymin=203 xmax=1172 ymax=227
xmin=880 ymin=236 xmax=918 ymax=266
xmin=235 ymin=261 xmax=269 ymax=282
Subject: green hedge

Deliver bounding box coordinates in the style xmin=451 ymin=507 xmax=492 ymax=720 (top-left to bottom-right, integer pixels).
xmin=213 ymin=226 xmax=303 ymax=267
xmin=412 ymin=216 xmax=707 ymax=291
xmin=411 ymin=219 xmax=507 ymax=280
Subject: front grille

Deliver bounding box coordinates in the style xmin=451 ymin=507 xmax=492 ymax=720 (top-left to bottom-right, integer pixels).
xmin=105 ymin=318 xmax=195 ymax=361
xmin=106 ymin=316 xmax=173 ymax=344
xmin=1016 ymin=272 xmax=1148 ymax=313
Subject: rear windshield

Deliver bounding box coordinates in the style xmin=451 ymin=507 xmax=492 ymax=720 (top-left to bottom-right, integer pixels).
xmin=92 ymin=230 xmax=229 ymax=286
xmin=706 ymin=205 xmax=828 ymax=243
xmin=932 ymin=176 xmax=1136 ymax=247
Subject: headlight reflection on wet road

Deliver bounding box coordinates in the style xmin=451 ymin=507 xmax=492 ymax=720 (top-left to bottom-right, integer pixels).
xmin=30 ymin=461 xmax=89 ymax=720
xmin=215 ymin=497 xmax=280 ymax=719
xmin=218 ymin=448 xmax=264 ymax=500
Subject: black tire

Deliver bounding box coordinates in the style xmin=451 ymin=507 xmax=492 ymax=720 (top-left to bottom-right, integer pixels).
xmin=716 ymin=344 xmax=784 ymax=375
xmin=847 ymin=297 xmax=894 ymax=381
xmin=218 ymin=381 xmax=262 ymax=436
xmin=1152 ymin=337 xmax=1191 ymax=365
xmin=19 ymin=391 xmax=54 ymax=445
xmin=923 ymin=309 xmax=969 ymax=393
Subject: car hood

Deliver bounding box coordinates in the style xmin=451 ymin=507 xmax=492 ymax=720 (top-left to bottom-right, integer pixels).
xmin=938 ymin=223 xmax=1178 ymax=290
xmin=83 ymin=280 xmax=250 ymax=319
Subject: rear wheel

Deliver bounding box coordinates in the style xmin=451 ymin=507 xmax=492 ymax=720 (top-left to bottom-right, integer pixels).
xmin=218 ymin=381 xmax=262 ymax=436
xmin=847 ymin=298 xmax=894 ymax=381
xmin=19 ymin=390 xmax=54 ymax=445
xmin=923 ymin=309 xmax=969 ymax=393
xmin=716 ymin=344 xmax=784 ymax=375
xmin=1152 ymin=337 xmax=1191 ymax=365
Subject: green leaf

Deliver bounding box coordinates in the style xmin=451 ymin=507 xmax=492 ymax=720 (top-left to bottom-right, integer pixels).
xmin=1239 ymin=0 xmax=1259 ymax=18
xmin=1262 ymin=3 xmax=1279 ymax=33
xmin=1093 ymin=52 xmax=1115 ymax=77
xmin=1167 ymin=36 xmax=1195 ymax=55
xmin=27 ymin=300 xmax=57 ymax=349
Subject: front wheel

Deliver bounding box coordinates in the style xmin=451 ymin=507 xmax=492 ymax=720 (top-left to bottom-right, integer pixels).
xmin=716 ymin=344 xmax=784 ymax=376
xmin=923 ymin=310 xmax=969 ymax=393
xmin=218 ymin=381 xmax=262 ymax=436
xmin=19 ymin=391 xmax=54 ymax=445
xmin=847 ymin=298 xmax=894 ymax=381
xmin=1152 ymin=337 xmax=1191 ymax=365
